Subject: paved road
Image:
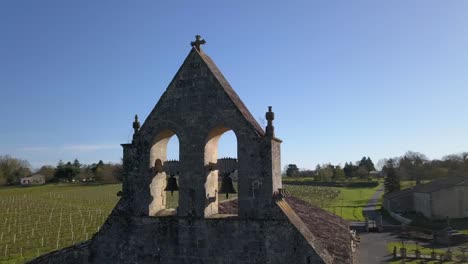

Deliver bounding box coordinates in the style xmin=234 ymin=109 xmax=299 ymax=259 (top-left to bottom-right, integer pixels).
xmin=357 ymin=232 xmax=397 ymax=263
xmin=362 ymin=187 xmax=384 ymax=222
xmin=356 ymin=187 xmax=400 ymax=263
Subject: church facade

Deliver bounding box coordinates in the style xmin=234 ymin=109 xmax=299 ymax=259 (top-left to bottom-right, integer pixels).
xmin=29 ymin=36 xmax=353 ymax=264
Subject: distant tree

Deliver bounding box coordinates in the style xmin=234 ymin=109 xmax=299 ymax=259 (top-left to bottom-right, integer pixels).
xmin=425 ymin=167 xmax=449 ymax=180
xmin=91 ymin=161 xmax=102 ymax=175
xmin=94 ymin=163 xmax=123 ymax=183
xmin=384 ymin=159 xmax=400 ymax=194
xmin=365 ymin=157 xmax=375 ymax=171
xmin=286 ymin=164 xmax=300 ymax=177
xmin=0 ymin=170 xmax=5 ymax=186
xmin=358 ymin=156 xmax=375 ymax=172
xmin=0 ymin=155 xmax=31 ymax=185
xmin=297 ymin=169 xmax=315 ymax=178
xmin=376 ymin=158 xmax=389 ymax=171
xmin=317 ymin=164 xmax=334 ymax=182
xmin=343 ymin=162 xmax=354 ymax=178
xmin=441 ymin=152 xmax=468 ymax=177
xmin=73 ymin=164 xmax=95 ymax=182
xmin=332 ymin=165 xmax=346 ymax=181
xmin=37 ymin=165 xmax=56 ymax=182
xmin=72 ymin=158 xmax=81 ymax=169
xmin=315 ymin=164 xmax=321 ymax=172
xmin=54 ymin=160 xmax=80 ymax=181
xmin=464 ymin=152 xmax=468 ymax=172
xmin=355 ymin=166 xmax=369 ymax=179
xmin=398 ymin=151 xmax=427 ymax=184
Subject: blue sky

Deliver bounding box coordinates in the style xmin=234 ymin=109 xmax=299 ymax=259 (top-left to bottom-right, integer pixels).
xmin=1 ymin=1 xmax=468 ymax=170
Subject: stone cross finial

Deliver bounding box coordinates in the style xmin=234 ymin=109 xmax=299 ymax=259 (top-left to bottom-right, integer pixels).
xmin=132 ymin=114 xmax=140 ymax=135
xmin=191 ymin=35 xmax=206 ymax=51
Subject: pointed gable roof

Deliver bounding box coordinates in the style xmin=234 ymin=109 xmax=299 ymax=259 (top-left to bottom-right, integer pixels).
xmin=140 ymin=47 xmax=265 ymax=137
xmin=196 ymin=48 xmax=265 ymax=136
xmin=218 ymin=197 xmax=353 ymax=264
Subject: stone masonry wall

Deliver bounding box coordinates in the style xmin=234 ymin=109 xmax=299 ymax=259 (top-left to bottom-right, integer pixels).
xmin=28 ymin=200 xmax=324 ymax=264
xmin=124 ymin=48 xmax=281 ymax=219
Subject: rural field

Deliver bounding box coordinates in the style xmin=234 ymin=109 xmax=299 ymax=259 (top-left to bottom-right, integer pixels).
xmin=0 ymin=181 xmax=379 ymax=263
xmin=0 ymin=184 xmax=121 ymax=264
xmin=285 ymin=182 xmax=382 ymax=221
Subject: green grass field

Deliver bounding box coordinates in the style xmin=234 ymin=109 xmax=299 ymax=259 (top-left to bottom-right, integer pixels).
xmin=285 ymin=182 xmax=382 ymax=221
xmin=0 ymin=182 xmax=379 ymax=263
xmin=386 ymin=242 xmax=464 ymax=264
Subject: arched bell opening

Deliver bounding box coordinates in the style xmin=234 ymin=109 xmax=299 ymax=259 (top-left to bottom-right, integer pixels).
xmin=148 ymin=129 xmax=180 ymax=216
xmin=204 ymin=127 xmax=238 ymax=218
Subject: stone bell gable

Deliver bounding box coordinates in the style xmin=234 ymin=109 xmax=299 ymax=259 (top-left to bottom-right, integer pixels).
xmin=28 ymin=36 xmax=353 ymax=264
xmin=121 ymin=39 xmax=282 ymax=219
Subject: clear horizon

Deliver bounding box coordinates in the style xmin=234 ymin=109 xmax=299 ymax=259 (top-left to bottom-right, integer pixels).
xmin=1 ymin=1 xmax=468 ymax=170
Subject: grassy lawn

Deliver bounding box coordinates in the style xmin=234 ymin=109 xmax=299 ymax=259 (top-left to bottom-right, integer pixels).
xmin=400 ymin=180 xmax=417 ymax=190
xmin=285 ymin=182 xmax=382 ymax=221
xmin=388 ymin=260 xmax=458 ymax=264
xmin=386 ymin=242 xmax=465 ymax=263
xmin=387 ymin=241 xmax=454 ymax=256
xmin=282 ymin=177 xmax=316 ymax=182
xmin=400 ymin=180 xmax=431 ymax=190
xmin=450 ymin=219 xmax=468 ymax=235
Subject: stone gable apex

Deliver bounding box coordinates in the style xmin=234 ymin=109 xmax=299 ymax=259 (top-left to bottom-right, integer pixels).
xmin=139 ymin=47 xmax=265 ymax=137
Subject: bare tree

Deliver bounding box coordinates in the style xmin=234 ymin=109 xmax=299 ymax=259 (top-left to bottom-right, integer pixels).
xmin=0 ymin=155 xmax=31 ymax=185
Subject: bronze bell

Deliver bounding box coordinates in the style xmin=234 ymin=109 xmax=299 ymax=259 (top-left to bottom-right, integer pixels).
xmin=164 ymin=175 xmax=179 ymax=196
xmin=218 ymin=173 xmax=236 ymax=199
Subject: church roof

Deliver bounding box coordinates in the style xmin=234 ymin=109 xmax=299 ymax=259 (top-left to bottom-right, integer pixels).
xmin=22 ymin=174 xmax=46 ymax=180
xmin=285 ymin=196 xmax=353 ymax=264
xmin=219 ymin=197 xmax=353 ymax=264
xmin=412 ymin=176 xmax=468 ymax=193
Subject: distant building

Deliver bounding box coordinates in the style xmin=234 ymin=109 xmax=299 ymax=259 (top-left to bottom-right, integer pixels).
xmin=369 ymin=170 xmax=384 ymax=178
xmin=20 ymin=174 xmax=46 ymax=186
xmin=413 ymin=177 xmax=468 ymax=219
xmin=383 ymin=176 xmax=468 ymax=219
xmin=382 ymin=187 xmax=415 ymax=213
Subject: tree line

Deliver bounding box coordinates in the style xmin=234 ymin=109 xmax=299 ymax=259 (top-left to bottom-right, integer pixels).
xmin=0 ymin=155 xmax=122 ymax=186
xmin=383 ymin=151 xmax=468 ymax=194
xmin=0 ymin=155 xmax=31 ymax=185
xmin=285 ymin=150 xmax=468 ymax=190
xmin=285 ymin=156 xmax=376 ymax=181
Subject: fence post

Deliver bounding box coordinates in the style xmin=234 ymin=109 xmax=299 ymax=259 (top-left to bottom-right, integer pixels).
xmin=445 ymin=250 xmax=452 ymax=261
xmin=400 ymin=247 xmax=407 ymax=258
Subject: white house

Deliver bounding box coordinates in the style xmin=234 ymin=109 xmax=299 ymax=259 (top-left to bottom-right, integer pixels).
xmin=20 ymin=174 xmax=46 ymax=186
